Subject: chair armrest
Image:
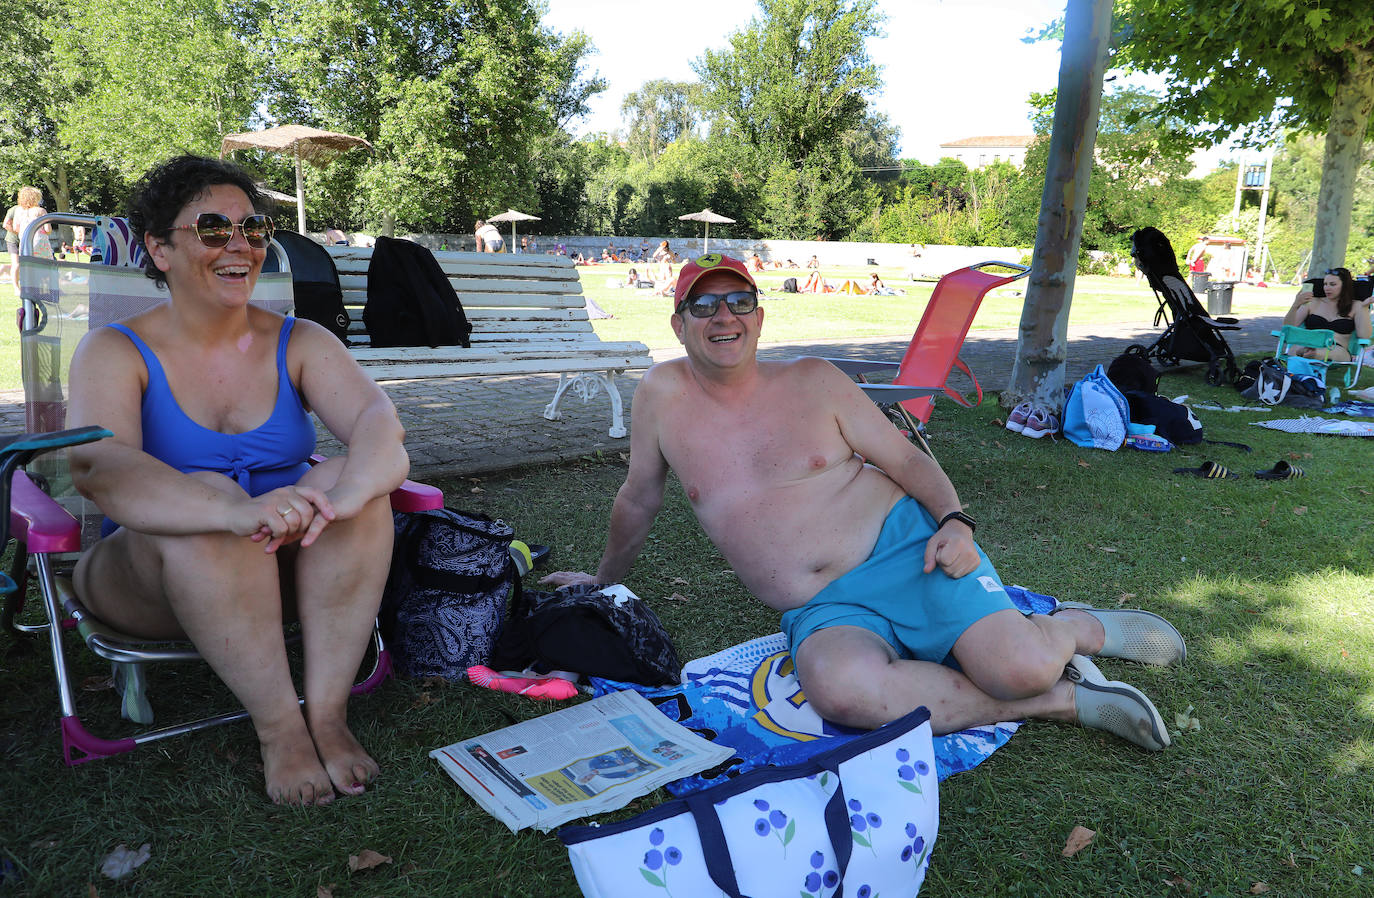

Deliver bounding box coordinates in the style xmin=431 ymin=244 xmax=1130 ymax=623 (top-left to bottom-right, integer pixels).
xmin=391 ymin=480 xmax=444 ymax=512
xmin=857 ymin=384 xmax=944 ymax=403
xmin=812 ymin=357 xmax=902 ymax=377
xmin=9 ymin=471 xmax=83 ymax=554
xmin=1275 ymin=325 xmax=1336 ymax=351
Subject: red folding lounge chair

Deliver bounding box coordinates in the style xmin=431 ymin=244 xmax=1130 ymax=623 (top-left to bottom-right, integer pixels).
xmin=812 ymin=261 xmax=1030 ymax=456
xmin=6 ymin=212 xmax=444 ymax=765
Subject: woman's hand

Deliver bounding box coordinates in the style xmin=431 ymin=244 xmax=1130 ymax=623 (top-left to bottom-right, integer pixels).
xmin=238 ymin=485 xmax=336 ymax=554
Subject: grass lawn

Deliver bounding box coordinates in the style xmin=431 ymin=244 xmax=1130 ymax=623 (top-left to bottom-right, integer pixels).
xmin=3 ymin=365 xmax=1373 ymax=895
xmin=580 ymin=262 xmax=1295 ymax=351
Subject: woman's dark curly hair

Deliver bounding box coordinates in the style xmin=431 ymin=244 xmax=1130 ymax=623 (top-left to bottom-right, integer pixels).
xmin=127 ymin=154 xmax=263 ymax=287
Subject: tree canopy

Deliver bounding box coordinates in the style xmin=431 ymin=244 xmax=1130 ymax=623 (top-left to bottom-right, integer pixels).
xmin=1113 ymin=0 xmax=1374 ymax=271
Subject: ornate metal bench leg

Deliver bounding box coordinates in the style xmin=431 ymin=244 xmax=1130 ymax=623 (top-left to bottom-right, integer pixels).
xmin=542 ymin=371 xmax=630 ymax=438
xmin=543 ymin=373 xmax=575 ymax=422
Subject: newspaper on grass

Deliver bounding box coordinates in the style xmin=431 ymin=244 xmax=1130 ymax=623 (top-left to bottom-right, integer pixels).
xmin=431 ymin=689 xmax=734 ymax=833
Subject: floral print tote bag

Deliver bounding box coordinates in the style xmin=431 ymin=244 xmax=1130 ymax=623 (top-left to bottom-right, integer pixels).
xmin=560 ymin=706 xmax=938 ymax=898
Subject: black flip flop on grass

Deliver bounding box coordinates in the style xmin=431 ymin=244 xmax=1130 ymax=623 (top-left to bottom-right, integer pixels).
xmin=1173 ymin=460 xmax=1239 ymax=479
xmin=1255 ymin=460 xmax=1304 ymax=480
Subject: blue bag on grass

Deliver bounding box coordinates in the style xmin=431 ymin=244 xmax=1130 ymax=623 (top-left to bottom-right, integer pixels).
xmin=1063 ymin=365 xmax=1129 ymax=450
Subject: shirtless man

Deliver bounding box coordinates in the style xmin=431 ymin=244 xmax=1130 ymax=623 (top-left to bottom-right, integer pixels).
xmin=543 ymin=253 xmax=1184 ymax=751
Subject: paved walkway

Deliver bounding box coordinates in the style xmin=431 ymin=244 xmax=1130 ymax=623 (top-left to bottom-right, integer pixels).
xmin=0 ymin=313 xmax=1284 ymax=480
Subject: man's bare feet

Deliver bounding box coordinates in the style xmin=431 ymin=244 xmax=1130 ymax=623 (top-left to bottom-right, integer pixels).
xmin=309 ymin=717 xmax=380 ymax=797
xmin=259 ymin=722 xmax=336 ymax=806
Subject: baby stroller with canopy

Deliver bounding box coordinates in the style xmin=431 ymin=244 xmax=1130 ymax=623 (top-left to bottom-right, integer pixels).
xmin=1129 ymin=226 xmax=1241 ymax=385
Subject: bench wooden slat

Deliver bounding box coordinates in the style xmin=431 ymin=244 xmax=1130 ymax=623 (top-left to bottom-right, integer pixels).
xmin=359 ymin=356 xmax=649 ymax=381
xmin=324 ymin=246 xmax=647 ymax=438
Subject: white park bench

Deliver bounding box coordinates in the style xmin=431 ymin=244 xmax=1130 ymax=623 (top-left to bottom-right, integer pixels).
xmin=327 ymin=247 xmax=651 ymax=437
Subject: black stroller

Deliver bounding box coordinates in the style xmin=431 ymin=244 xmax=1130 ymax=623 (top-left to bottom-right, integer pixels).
xmin=1128 ymin=226 xmax=1241 ymax=385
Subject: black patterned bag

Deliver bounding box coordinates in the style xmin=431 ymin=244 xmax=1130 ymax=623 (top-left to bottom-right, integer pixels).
xmin=379 ymin=508 xmax=517 ymax=680
xmin=489 ymin=583 xmax=681 ymax=686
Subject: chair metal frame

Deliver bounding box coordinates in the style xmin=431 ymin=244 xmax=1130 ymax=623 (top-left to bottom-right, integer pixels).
xmin=810 ymin=261 xmax=1031 ymax=457
xmin=7 ymin=212 xmax=444 ymax=765
xmin=1272 ymin=325 xmax=1370 ymax=399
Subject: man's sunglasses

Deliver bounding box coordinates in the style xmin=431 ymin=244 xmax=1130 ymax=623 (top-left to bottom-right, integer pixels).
xmin=676 ymin=290 xmax=759 ymax=318
xmin=171 ymin=212 xmax=275 ymax=249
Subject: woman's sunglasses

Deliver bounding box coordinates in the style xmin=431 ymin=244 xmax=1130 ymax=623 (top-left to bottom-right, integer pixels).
xmin=676 ymin=290 xmax=759 ymax=318
xmin=171 ymin=212 xmax=274 ymax=248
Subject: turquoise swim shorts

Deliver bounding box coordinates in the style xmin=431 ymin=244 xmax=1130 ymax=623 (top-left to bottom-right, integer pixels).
xmin=779 ymin=496 xmax=1015 ymax=665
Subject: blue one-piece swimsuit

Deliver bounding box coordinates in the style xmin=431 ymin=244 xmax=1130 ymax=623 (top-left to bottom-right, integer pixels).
xmin=101 ymin=318 xmax=316 ymax=536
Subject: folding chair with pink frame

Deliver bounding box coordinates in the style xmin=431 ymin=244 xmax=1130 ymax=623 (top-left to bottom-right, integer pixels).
xmin=810 ymin=261 xmax=1030 ymax=456
xmin=4 ymin=212 xmax=443 ymax=766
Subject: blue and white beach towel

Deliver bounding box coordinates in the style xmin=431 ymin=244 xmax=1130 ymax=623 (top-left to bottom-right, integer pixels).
xmin=591 ymin=584 xmax=1057 ymax=796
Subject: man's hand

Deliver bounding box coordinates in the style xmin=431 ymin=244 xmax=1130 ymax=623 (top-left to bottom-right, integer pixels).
xmin=923 ymin=522 xmax=980 ymax=578
xmin=538 ymin=570 xmax=601 ymax=588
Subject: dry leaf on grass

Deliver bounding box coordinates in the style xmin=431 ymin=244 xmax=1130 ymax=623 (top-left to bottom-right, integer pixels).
xmin=1174 ymin=705 xmax=1203 ymax=733
xmin=1077 ymin=459 xmax=1091 ymax=468
xmin=671 ymin=577 xmax=688 ymax=586
xmin=469 ymin=486 xmax=484 ymax=493
xmin=348 ymin=849 xmax=393 ymax=873
xmin=317 ymin=884 xmax=336 ymax=898
xmin=666 ymin=592 xmax=690 ymax=603
xmin=1061 ymin=825 xmax=1096 ymax=857
xmin=81 ymin=676 xmax=114 ymax=692
xmin=1164 ymin=873 xmax=1194 ymax=891
xmin=1249 ymin=882 xmax=1270 ymax=894
xmin=1293 ymin=506 xmax=1306 ymax=515
xmin=99 ymin=843 xmax=151 ymax=880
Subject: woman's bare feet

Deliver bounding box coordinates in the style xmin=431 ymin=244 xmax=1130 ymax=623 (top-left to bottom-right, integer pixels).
xmin=309 ymin=716 xmax=380 ymax=797
xmin=259 ymin=720 xmax=336 ymax=806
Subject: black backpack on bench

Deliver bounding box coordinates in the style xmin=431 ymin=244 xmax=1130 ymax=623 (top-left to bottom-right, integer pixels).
xmin=265 ymin=230 xmax=352 ymax=344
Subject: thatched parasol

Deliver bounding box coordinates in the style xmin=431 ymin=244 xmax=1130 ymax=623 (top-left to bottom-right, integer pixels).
xmin=485 ymin=209 xmax=541 ymax=250
xmin=678 ymin=208 xmax=736 ymax=253
xmin=221 ymin=125 xmax=373 ymax=233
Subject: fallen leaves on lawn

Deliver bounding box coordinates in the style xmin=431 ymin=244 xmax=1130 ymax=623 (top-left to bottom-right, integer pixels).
xmin=671 ymin=577 xmax=688 ymax=586
xmin=666 ymin=592 xmax=690 ymax=603
xmin=99 ymin=843 xmax=151 ymax=880
xmin=1061 ymin=825 xmax=1095 ymax=857
xmin=317 ymin=884 xmax=336 ymax=898
xmin=1077 ymin=459 xmax=1090 ymax=468
xmin=470 ymin=485 xmax=484 ymax=493
xmin=1292 ymin=505 xmax=1306 ymax=515
xmin=81 ymin=676 xmax=113 ymax=693
xmin=348 ymin=849 xmax=392 ymax=873
xmin=1249 ymin=882 xmax=1270 ymax=894
xmin=1164 ymin=872 xmax=1194 ymax=891
xmin=1174 ymin=705 xmax=1203 ymax=733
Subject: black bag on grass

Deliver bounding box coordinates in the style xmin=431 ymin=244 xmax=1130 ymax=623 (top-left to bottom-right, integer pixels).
xmin=782 ymin=277 xmax=799 ymax=293
xmin=379 ymin=508 xmax=518 ymax=679
xmin=1125 ymin=391 xmax=1203 ymax=444
xmin=489 ymin=583 xmax=681 ymax=686
xmin=1107 ymin=347 xmax=1160 ymax=395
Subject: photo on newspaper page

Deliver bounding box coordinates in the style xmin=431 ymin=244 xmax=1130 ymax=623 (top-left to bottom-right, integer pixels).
xmin=430 ymin=690 xmax=734 ymax=832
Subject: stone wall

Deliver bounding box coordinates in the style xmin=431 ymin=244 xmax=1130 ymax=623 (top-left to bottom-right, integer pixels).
xmin=360 ymin=232 xmax=1031 ymax=278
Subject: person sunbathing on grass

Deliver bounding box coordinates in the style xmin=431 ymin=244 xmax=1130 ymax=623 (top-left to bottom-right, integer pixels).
xmin=542 ymin=253 xmax=1185 ymax=751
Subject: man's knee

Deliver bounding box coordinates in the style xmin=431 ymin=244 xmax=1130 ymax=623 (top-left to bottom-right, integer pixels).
xmin=953 ymin=611 xmax=1067 ymax=700
xmin=795 ymin=629 xmax=897 ymax=726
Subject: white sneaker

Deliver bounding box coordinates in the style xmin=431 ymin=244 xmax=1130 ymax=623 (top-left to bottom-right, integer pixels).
xmin=1020 ymin=407 xmax=1060 ymax=439
xmin=1005 ymin=401 xmax=1034 ymax=434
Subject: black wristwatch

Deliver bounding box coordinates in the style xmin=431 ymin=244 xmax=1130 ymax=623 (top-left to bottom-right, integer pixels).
xmin=938 ymin=510 xmax=976 ymax=533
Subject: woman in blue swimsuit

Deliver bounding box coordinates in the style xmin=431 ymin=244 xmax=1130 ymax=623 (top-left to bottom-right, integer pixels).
xmin=66 ymin=155 xmax=410 ymax=806
xmin=1284 ymin=266 xmax=1372 ymax=361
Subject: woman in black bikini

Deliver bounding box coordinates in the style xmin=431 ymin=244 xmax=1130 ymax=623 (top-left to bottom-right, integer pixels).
xmin=1284 ymin=266 xmax=1372 ymax=361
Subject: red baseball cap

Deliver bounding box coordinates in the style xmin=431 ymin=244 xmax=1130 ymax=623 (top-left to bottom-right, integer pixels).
xmin=673 ymin=253 xmax=757 ymax=309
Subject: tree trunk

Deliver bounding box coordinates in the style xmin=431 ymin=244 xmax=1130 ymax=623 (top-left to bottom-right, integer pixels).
xmin=1309 ymin=47 xmax=1374 ymax=275
xmin=1003 ymin=0 xmax=1112 ymax=411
